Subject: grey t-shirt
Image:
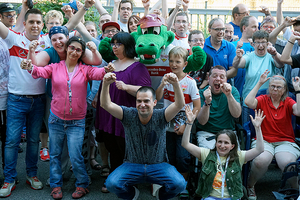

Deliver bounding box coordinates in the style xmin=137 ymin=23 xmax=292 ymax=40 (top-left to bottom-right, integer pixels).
xmin=121 ymin=106 xmax=169 ymax=164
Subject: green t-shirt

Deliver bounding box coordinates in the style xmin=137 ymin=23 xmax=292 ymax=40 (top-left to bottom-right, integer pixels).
xmin=196 ymin=85 xmax=240 ymax=133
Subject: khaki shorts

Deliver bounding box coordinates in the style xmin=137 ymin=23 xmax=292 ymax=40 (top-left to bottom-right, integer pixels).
xmin=251 ymin=139 xmax=300 ymax=158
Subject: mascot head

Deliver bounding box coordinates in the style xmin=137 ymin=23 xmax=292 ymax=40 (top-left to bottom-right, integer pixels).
xmin=131 ymin=14 xmax=175 ymax=64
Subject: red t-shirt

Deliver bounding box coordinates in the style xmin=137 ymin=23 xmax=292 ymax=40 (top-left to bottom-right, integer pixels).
xmin=256 ymin=95 xmax=296 ymax=143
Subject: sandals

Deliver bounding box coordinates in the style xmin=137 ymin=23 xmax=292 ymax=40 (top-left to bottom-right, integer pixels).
xmin=100 ymin=165 xmax=110 ymax=177
xmin=90 ymin=158 xmax=102 ymax=171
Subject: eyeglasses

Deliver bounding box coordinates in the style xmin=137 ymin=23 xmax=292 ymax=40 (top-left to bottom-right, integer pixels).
xmin=68 ymin=45 xmax=83 ymax=53
xmin=190 ymin=39 xmax=204 ymax=43
xmin=110 ymin=43 xmax=122 ymax=48
xmin=175 ymin=20 xmax=188 ymax=25
xmin=2 ymin=14 xmax=16 ymax=19
xmin=262 ymin=25 xmax=275 ymax=30
xmin=253 ymin=41 xmax=267 ymax=45
xmin=120 ymin=7 xmax=131 ymax=11
xmin=103 ymin=29 xmax=119 ymax=34
xmin=238 ymin=11 xmax=250 ymax=15
xmin=225 ymin=30 xmax=233 ymax=34
xmin=270 ymin=85 xmax=283 ymax=90
xmin=47 ymin=22 xmax=61 ymax=26
xmin=210 ymin=27 xmax=226 ymax=32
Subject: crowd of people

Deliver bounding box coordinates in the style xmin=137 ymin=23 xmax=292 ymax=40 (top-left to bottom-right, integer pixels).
xmin=0 ymin=0 xmax=300 ymax=199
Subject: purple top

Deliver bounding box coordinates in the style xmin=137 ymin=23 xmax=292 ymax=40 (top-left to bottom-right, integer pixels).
xmin=95 ymin=61 xmax=151 ymax=138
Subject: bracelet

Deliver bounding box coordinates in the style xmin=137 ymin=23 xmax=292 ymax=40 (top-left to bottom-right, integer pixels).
xmin=204 ymin=101 xmax=212 ymax=106
xmin=83 ymin=6 xmax=89 ymax=11
xmin=288 ymin=40 xmax=295 ymax=45
xmin=186 ymin=122 xmax=193 ymax=125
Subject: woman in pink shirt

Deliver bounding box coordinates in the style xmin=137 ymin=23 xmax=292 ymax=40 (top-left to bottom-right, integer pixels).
xmin=21 ymin=36 xmax=114 ymax=199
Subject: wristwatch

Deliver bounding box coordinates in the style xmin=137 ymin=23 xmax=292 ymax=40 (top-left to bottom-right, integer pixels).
xmin=204 ymin=101 xmax=212 ymax=106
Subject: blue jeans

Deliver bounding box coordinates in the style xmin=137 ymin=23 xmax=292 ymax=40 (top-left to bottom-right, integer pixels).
xmin=106 ymin=162 xmax=186 ymax=200
xmin=166 ymin=131 xmax=191 ymax=173
xmin=4 ymin=93 xmax=45 ymax=183
xmin=48 ymin=113 xmax=89 ymax=188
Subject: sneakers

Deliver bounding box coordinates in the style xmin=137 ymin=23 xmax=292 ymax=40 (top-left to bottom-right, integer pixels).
xmin=0 ymin=181 xmax=16 ymax=197
xmin=51 ymin=187 xmax=62 ymax=200
xmin=72 ymin=187 xmax=89 ymax=199
xmin=26 ymin=176 xmax=43 ymax=190
xmin=247 ymin=186 xmax=257 ymax=200
xmin=132 ymin=186 xmax=139 ymax=200
xmin=40 ymin=148 xmax=50 ymax=161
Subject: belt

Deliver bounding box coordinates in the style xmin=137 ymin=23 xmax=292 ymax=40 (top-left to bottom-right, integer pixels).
xmin=13 ymin=94 xmax=44 ymax=98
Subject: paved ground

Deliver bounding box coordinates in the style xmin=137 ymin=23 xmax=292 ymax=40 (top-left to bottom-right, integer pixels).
xmin=0 ymin=142 xmax=289 ymax=200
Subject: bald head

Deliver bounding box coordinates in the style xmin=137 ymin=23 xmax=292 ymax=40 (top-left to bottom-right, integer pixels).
xmin=232 ymin=4 xmax=250 ymax=26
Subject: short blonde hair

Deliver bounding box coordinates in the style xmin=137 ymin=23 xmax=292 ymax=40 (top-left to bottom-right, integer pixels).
xmin=44 ymin=10 xmax=64 ymax=24
xmin=169 ymin=46 xmax=189 ymax=62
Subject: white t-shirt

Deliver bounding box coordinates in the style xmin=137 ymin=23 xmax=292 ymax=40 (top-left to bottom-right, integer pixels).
xmin=118 ymin=20 xmax=128 ymax=32
xmin=171 ymin=33 xmax=190 ymax=51
xmin=4 ymin=30 xmax=51 ymax=95
xmin=0 ymin=38 xmax=10 ymax=110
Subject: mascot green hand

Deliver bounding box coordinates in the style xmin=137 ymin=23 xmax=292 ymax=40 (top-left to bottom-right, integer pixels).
xmin=184 ymin=46 xmax=207 ymax=73
xmin=131 ymin=14 xmax=174 ymax=64
xmin=98 ymin=37 xmax=117 ymax=63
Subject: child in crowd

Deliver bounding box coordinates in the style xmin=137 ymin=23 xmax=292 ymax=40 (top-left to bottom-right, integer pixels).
xmin=182 ymin=105 xmax=265 ymax=200
xmin=156 ymin=46 xmax=201 ymax=198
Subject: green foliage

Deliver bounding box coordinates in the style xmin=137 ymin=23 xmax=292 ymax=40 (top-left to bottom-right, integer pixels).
xmin=32 ymin=0 xmax=100 ymax=33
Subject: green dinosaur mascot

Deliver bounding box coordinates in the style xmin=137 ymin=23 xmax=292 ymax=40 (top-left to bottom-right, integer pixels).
xmin=99 ymin=14 xmax=206 ymax=106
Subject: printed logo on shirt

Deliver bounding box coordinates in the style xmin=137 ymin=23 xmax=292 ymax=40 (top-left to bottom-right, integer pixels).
xmin=40 ymin=41 xmax=45 ymax=49
xmin=161 ymin=54 xmax=168 ymax=62
xmin=19 ymin=49 xmax=27 ymax=58
xmin=181 ymin=84 xmax=188 ymax=92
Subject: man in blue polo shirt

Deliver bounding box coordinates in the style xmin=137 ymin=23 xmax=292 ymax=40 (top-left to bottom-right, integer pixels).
xmin=229 ymin=4 xmax=250 ymax=39
xmin=203 ymin=18 xmax=236 ymax=78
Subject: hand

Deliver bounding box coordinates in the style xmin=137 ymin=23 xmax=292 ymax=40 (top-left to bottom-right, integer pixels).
xmin=283 ymin=16 xmax=296 ymax=27
xmin=142 ymin=0 xmax=150 ymax=9
xmin=176 ymin=0 xmax=182 ymax=8
xmin=115 ymin=80 xmax=127 ymax=91
xmin=258 ymin=6 xmax=270 ymax=15
xmin=103 ymin=72 xmax=116 ymax=85
xmin=164 ymin=73 xmax=179 ymax=85
xmin=104 ymin=62 xmax=115 ymax=73
xmin=236 ymin=49 xmax=244 ymax=58
xmin=259 ymin=69 xmax=270 ymax=85
xmin=290 ymin=31 xmax=300 ymax=42
xmin=174 ymin=124 xmax=185 ymax=135
xmin=92 ymin=95 xmax=98 ymax=108
xmin=250 ymin=109 xmax=265 ymax=128
xmin=152 ymin=9 xmax=161 ymax=16
xmin=292 ymin=76 xmax=300 ymax=91
xmin=232 ymin=35 xmax=239 ymax=42
xmin=29 ymin=40 xmax=39 ymax=53
xmin=220 ymin=83 xmax=231 ymax=96
xmin=77 ymin=0 xmax=83 ymax=10
xmin=114 ymin=0 xmax=121 ymax=4
xmin=267 ymin=45 xmax=277 ymax=55
xmin=185 ymin=105 xmax=197 ymax=123
xmin=61 ymin=5 xmax=73 ymax=19
xmin=84 ymin=0 xmax=95 ymax=9
xmin=236 ymin=40 xmax=243 ymax=49
xmin=20 ymin=59 xmax=32 ymax=70
xmin=182 ymin=0 xmax=189 ymax=11
xmin=203 ymin=86 xmax=212 ymax=104
xmin=86 ymin=41 xmax=97 ymax=53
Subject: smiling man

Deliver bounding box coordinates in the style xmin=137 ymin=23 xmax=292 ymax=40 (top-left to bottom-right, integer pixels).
xmin=100 ymin=72 xmax=186 ymax=200
xmin=196 ymin=65 xmax=241 ymax=149
xmin=171 ymin=12 xmax=190 ymax=51
xmin=0 ymin=3 xmax=16 ymax=29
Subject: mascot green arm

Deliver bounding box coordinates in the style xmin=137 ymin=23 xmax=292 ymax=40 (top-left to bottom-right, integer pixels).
xmin=183 ymin=46 xmax=207 ymax=73
xmin=98 ymin=37 xmax=117 ymax=63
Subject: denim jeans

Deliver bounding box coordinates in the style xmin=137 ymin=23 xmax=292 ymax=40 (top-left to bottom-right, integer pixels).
xmin=48 ymin=113 xmax=89 ymax=188
xmin=106 ymin=162 xmax=186 ymax=200
xmin=4 ymin=93 xmax=45 ymax=183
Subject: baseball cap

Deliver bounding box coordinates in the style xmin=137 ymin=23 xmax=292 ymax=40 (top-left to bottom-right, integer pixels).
xmin=138 ymin=14 xmax=166 ymax=29
xmin=102 ymin=21 xmax=120 ymax=32
xmin=62 ymin=0 xmax=78 ymax=11
xmin=0 ymin=3 xmax=15 ymax=13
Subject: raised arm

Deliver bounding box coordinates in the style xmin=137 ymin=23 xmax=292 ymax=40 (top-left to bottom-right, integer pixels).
xmin=267 ymin=45 xmax=284 ymax=68
xmin=269 ymin=17 xmax=295 ymax=45
xmin=244 ymin=70 xmax=270 ymax=109
xmin=197 ymin=86 xmax=211 ymax=125
xmin=94 ymin=0 xmax=109 ymax=15
xmin=27 ymin=40 xmax=51 ymax=66
xmin=292 ymin=76 xmax=300 ymax=116
xmin=277 ymin=0 xmax=284 ymax=26
xmin=182 ymin=105 xmax=202 ymax=159
xmin=81 ymin=41 xmax=102 ymax=65
xmin=155 ymin=74 xmax=168 ymax=101
xmin=166 ymin=0 xmax=181 ymax=31
xmin=227 ymin=48 xmax=245 ymax=78
xmin=280 ymin=32 xmax=300 ymax=65
xmin=164 ymin=73 xmax=185 ymax=122
xmin=13 ymin=0 xmax=29 ymax=32
xmin=64 ymin=0 xmax=95 ymax=31
xmin=100 ymin=72 xmax=123 ymax=120
xmin=244 ymin=109 xmax=265 ymax=162
xmin=142 ymin=0 xmax=150 ymax=16
xmin=222 ymin=83 xmax=241 ymax=118
xmin=111 ymin=0 xmax=120 ymax=22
